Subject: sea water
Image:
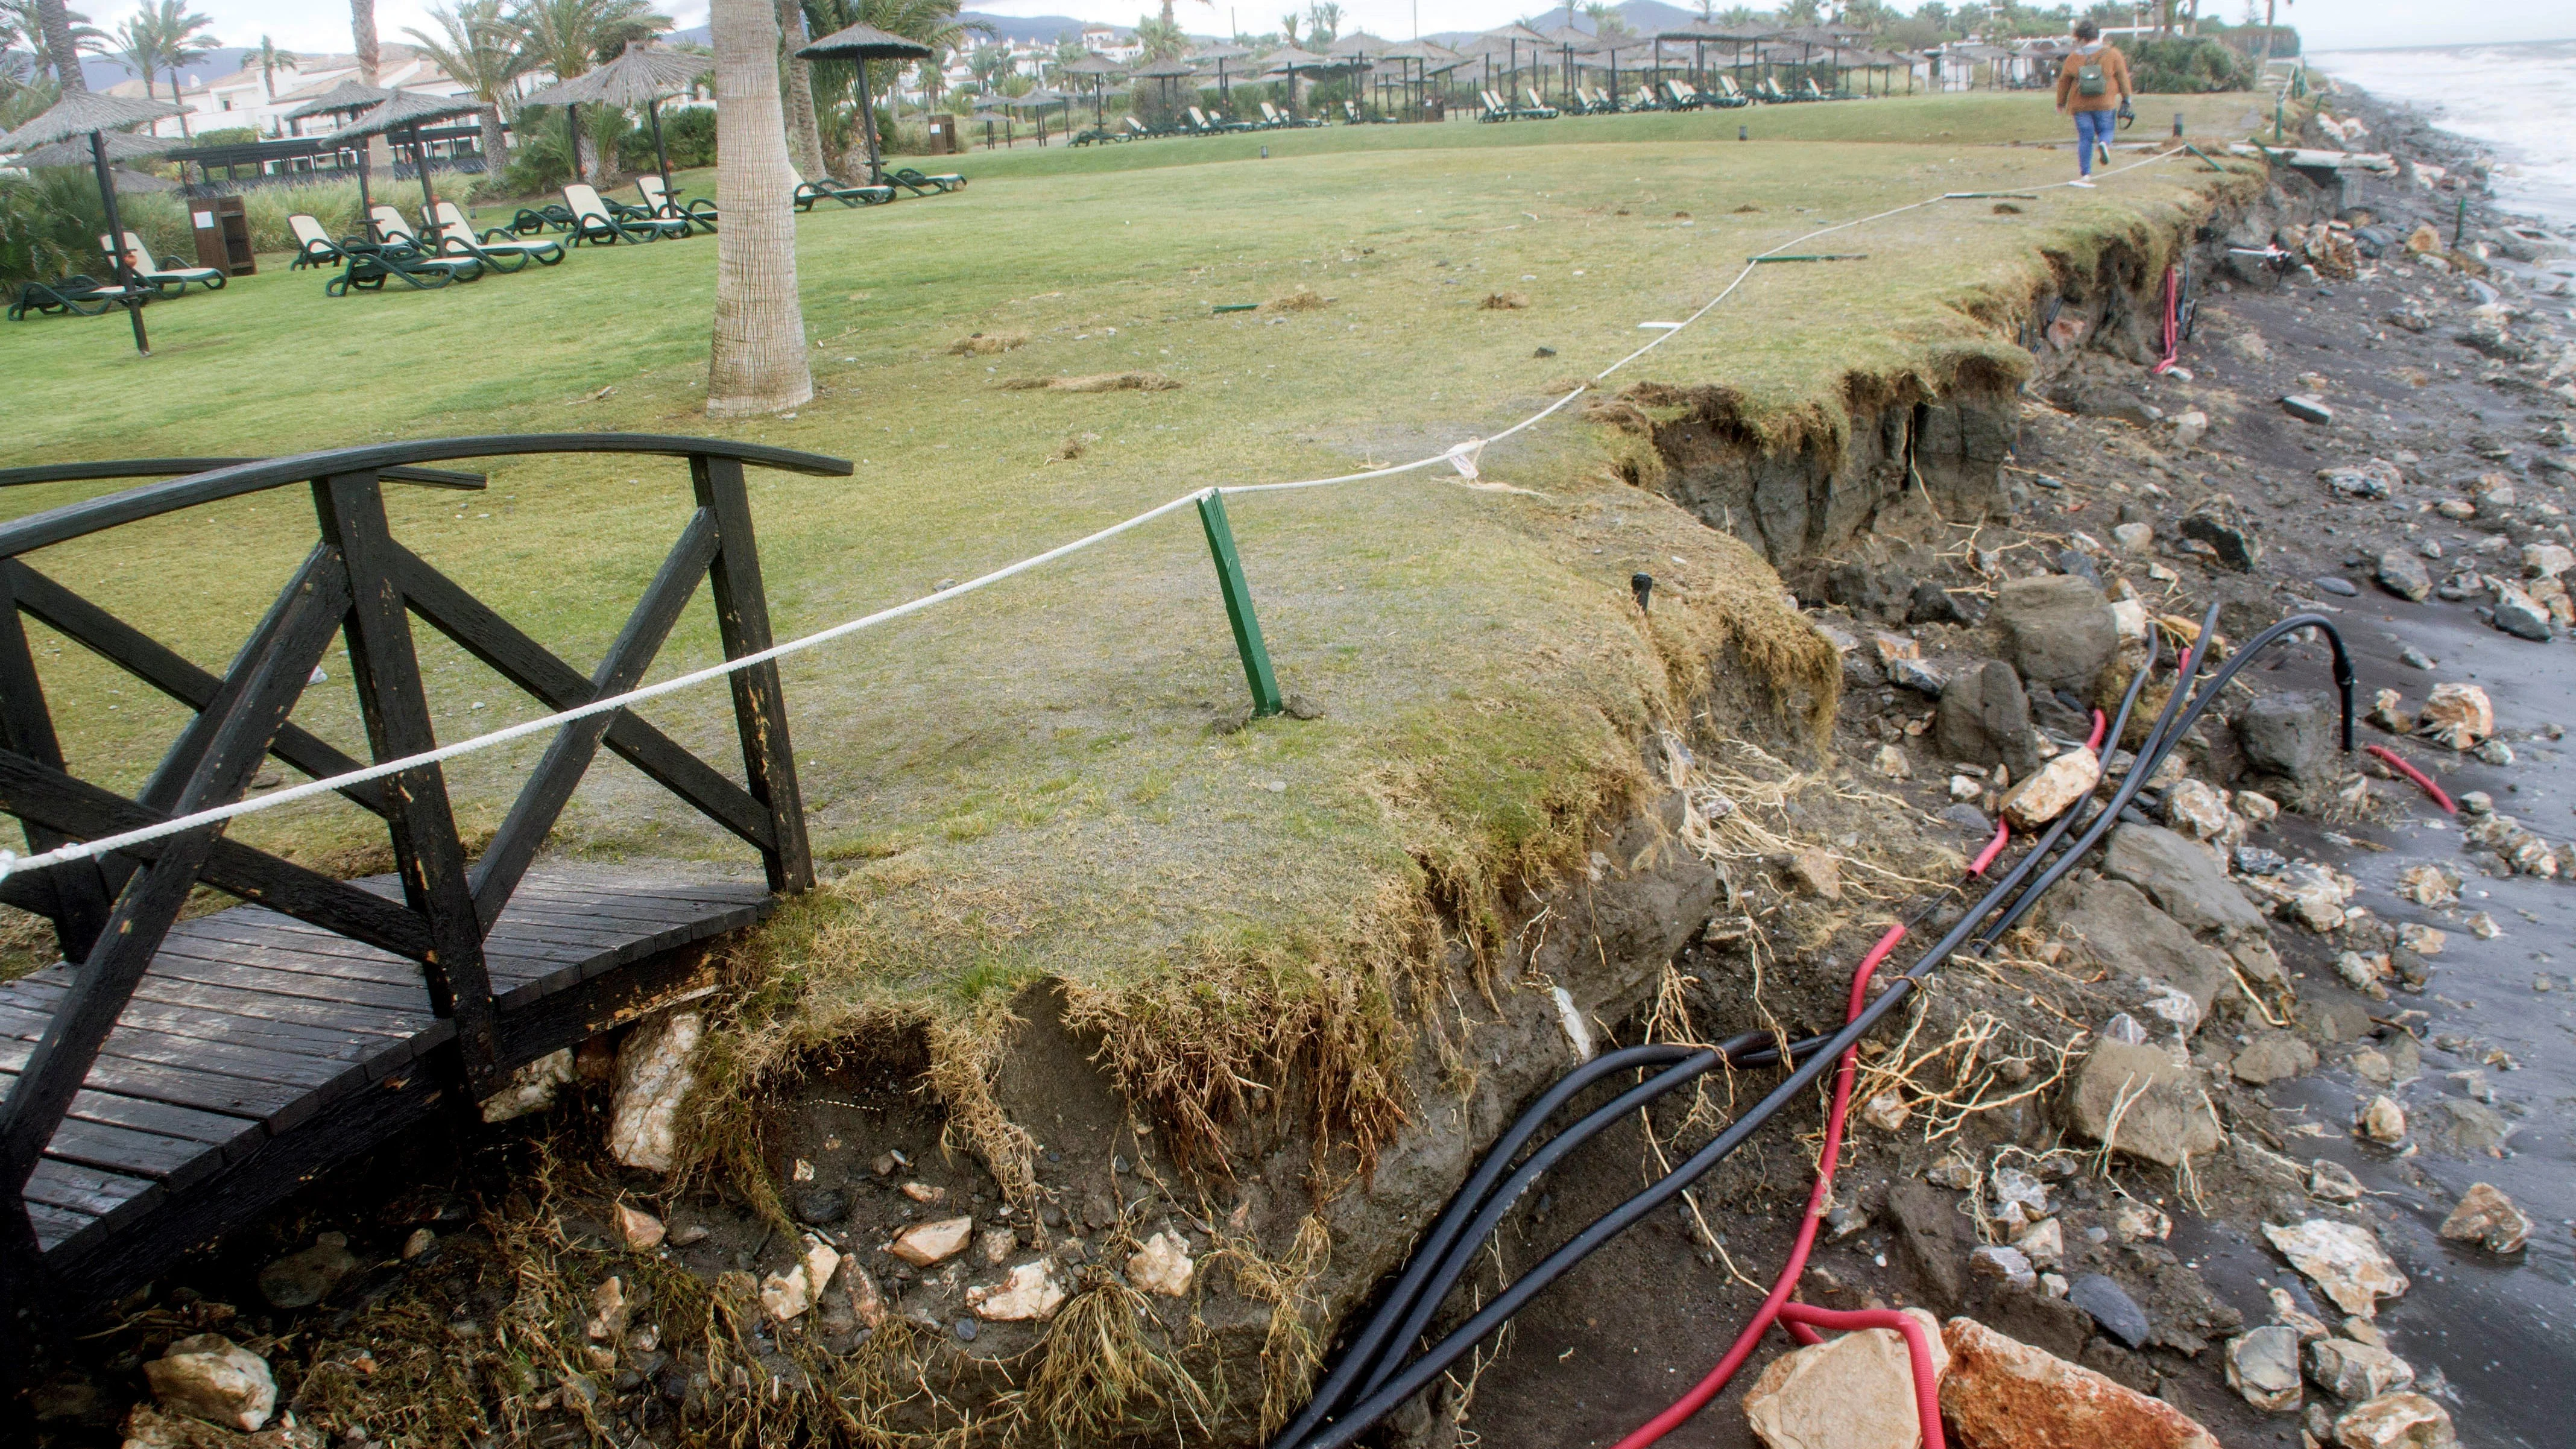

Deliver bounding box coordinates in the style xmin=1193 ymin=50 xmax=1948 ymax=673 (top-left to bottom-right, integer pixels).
xmin=2311 ymin=39 xmax=2576 ymax=228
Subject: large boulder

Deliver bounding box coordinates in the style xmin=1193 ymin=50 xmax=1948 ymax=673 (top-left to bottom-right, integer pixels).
xmin=141 ymin=1334 xmax=276 ymax=1432
xmin=2066 ymin=1040 xmax=2221 ymax=1166
xmin=1937 ymin=659 xmax=2038 ymax=771
xmin=2105 ymin=824 xmax=2267 ymax=938
xmin=1743 ymin=1306 xmax=1949 ymax=1449
xmin=2055 ymin=877 xmax=2230 ymax=1020
xmin=1939 ymin=1317 xmax=2220 ymax=1449
xmin=1994 ymin=576 xmax=2118 ymax=695
xmin=608 ymin=1009 xmax=703 ymax=1172
xmin=2238 ymin=690 xmax=2340 ymax=787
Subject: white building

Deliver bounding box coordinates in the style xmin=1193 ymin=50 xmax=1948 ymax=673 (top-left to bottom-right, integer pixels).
xmin=110 ymin=45 xmax=488 ymax=140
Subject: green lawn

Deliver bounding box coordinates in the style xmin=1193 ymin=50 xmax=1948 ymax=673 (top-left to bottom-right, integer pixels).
xmin=0 ymin=92 xmax=2267 ymax=1154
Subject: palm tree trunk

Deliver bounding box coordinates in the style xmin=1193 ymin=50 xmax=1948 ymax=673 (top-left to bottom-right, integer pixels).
xmin=350 ymin=0 xmax=379 ymax=83
xmin=479 ymin=101 xmax=510 ymax=171
xmin=37 ymin=0 xmax=85 ymax=90
xmin=775 ymin=0 xmax=827 ymax=179
xmin=708 ymin=0 xmax=813 ymax=417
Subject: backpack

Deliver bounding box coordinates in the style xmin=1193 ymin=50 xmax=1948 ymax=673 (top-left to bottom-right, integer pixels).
xmin=2076 ymin=59 xmax=2107 ymax=96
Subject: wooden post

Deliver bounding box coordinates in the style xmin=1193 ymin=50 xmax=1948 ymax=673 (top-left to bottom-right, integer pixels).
xmin=690 ymin=455 xmax=813 ymax=894
xmin=0 ymin=564 xmax=114 ymax=959
xmin=311 ymin=472 xmax=504 ymax=1099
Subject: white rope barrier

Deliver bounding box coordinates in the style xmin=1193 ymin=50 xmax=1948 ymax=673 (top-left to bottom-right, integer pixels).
xmin=0 ymin=147 xmax=2191 ymax=885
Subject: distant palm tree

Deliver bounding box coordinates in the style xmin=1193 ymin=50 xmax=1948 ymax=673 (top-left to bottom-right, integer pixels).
xmin=1581 ymin=1 xmax=1628 ymax=37
xmin=404 ymin=0 xmax=524 ymax=168
xmin=146 ymin=0 xmax=219 ymax=134
xmin=1276 ymin=11 xmax=1297 ymax=45
xmin=34 ymin=0 xmax=95 ymax=89
xmin=1304 ymin=1 xmax=1337 ymax=45
xmin=113 ymin=12 xmax=156 ymax=94
xmin=253 ymin=33 xmax=297 ymax=100
xmin=510 ymin=0 xmax=671 ymax=175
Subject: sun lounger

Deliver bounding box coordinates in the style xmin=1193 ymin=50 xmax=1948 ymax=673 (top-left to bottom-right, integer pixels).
xmin=889 ymin=166 xmax=966 ymax=194
xmin=288 ymin=214 xmax=353 ymax=270
xmin=432 ymin=202 xmax=567 ymax=268
xmin=1757 ymin=76 xmax=1793 ymax=103
xmin=510 ymin=203 xmax=578 ymax=234
xmin=1477 ymin=89 xmax=1511 ymax=122
xmin=564 ymin=183 xmax=689 ymax=244
xmin=1711 ymin=75 xmax=1750 ymax=106
xmin=97 ymin=231 xmax=225 ymax=295
xmin=1123 ymin=115 xmax=1153 ymax=138
xmin=324 ymin=240 xmax=485 ymax=295
xmin=793 ymin=177 xmax=897 ymax=210
xmin=636 ymin=175 xmax=719 ymax=232
xmin=8 ymin=274 xmax=145 ymax=319
xmin=1519 ymin=87 xmax=1561 ymax=119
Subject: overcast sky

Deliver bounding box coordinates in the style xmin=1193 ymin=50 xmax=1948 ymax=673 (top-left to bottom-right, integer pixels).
xmin=147 ymin=0 xmax=2571 ymax=77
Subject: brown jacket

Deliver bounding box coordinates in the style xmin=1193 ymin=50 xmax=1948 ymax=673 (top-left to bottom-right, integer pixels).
xmin=2056 ymin=43 xmax=2131 ymax=113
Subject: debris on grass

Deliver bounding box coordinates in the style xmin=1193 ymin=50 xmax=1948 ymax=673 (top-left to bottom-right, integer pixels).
xmin=999 ymin=372 xmax=1183 ymax=393
xmin=1480 ymin=292 xmax=1530 ymax=311
xmin=1047 ymin=432 xmax=1100 ymax=462
xmin=946 ymin=332 xmax=1029 ymax=355
xmin=1261 ymin=288 xmax=1331 ymax=313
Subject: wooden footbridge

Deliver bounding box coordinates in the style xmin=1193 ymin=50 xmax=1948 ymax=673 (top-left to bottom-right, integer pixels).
xmin=0 ymin=437 xmax=849 ymax=1337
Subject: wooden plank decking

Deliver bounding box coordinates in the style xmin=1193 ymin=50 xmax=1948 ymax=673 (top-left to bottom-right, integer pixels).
xmin=0 ymin=861 xmax=769 ymax=1300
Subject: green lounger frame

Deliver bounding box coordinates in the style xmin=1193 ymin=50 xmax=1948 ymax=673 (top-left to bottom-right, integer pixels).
xmin=888 ymin=166 xmax=966 ymax=194
xmin=794 ymin=178 xmax=898 ymax=210
xmin=8 ymin=275 xmax=148 ymax=320
xmin=325 ymin=242 xmax=487 ymax=295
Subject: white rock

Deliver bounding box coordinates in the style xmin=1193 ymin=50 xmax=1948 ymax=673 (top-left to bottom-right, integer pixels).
xmin=1127 ymin=1231 xmax=1196 ymax=1296
xmin=2114 ymin=1199 xmax=2172 ymax=1242
xmin=1875 ymin=743 xmax=1912 ymax=780
xmin=2524 ymin=542 xmax=2575 ymax=580
xmin=2000 ymin=747 xmax=2101 ymax=829
xmin=2417 ymin=683 xmax=2493 ymax=750
xmin=2333 ymin=1392 xmax=2457 ymax=1448
xmin=2264 ymin=1219 xmax=2410 ymax=1319
xmin=1969 ymin=1244 xmax=2037 ymax=1290
xmin=891 ymin=1215 xmax=974 ymax=1266
xmin=2436 ymin=1181 xmax=2533 ymax=1254
xmin=1863 ymin=1090 xmax=1912 ymax=1132
xmin=2267 ymin=1287 xmax=2332 ymax=1342
xmin=2013 ymin=1217 xmax=2065 ymax=1269
xmin=2165 ymin=779 xmax=2230 ymax=839
xmin=968 ymin=1260 xmax=1067 ymax=1322
xmin=615 ymin=1202 xmax=667 ymax=1252
xmin=2361 ymin=1094 xmax=2407 ymax=1144
xmin=2226 ymin=1325 xmax=2303 ymax=1412
xmin=2110 ymin=596 xmax=2150 ymax=640
xmin=1949 ymin=773 xmax=1984 ymax=802
xmin=141 ymin=1334 xmax=276 ymax=1432
xmin=979 ymin=1226 xmax=1019 ymax=1266
xmin=761 ymin=1238 xmax=842 ymax=1321
xmin=608 ymin=1011 xmax=702 ymax=1173
xmin=587 ymin=1275 xmax=630 ymax=1340
xmin=1743 ymin=1305 xmax=1949 ymax=1449
xmin=2309 ymin=1337 xmax=2414 ymax=1400
xmin=2308 ymin=1159 xmax=2365 ymax=1202
xmin=2114 ymin=522 xmax=2156 ymax=553
xmin=479 ymin=1047 xmax=577 ymax=1123
xmin=2235 ymin=790 xmax=2279 ymax=823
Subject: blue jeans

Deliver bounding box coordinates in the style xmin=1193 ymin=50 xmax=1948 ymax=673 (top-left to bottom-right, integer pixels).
xmin=2074 ymin=109 xmax=2117 ymax=174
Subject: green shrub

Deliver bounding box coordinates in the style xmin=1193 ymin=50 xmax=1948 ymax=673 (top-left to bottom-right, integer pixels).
xmin=0 ymin=169 xmax=190 ymax=284
xmin=229 ymin=180 xmax=369 ymax=253
xmin=2128 ymin=37 xmax=2255 ymax=93
xmin=189 ymin=126 xmax=261 ymax=147
xmin=615 ymin=103 xmax=715 ymax=172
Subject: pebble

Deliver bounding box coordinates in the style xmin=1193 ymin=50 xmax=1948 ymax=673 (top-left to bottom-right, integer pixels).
xmin=2227 ymin=1325 xmax=2304 ymax=1412
xmin=2069 ymin=1272 xmax=2151 ymax=1348
xmin=795 ymin=1189 xmax=847 ymax=1226
xmin=2436 ymin=1182 xmax=2533 ymax=1254
xmin=2399 ymin=646 xmax=2435 ymax=670
xmin=1968 ymin=1244 xmax=2037 ymax=1290
xmin=2360 ymin=1095 xmax=2407 ymax=1144
xmin=2313 ymin=576 xmax=2360 ymax=598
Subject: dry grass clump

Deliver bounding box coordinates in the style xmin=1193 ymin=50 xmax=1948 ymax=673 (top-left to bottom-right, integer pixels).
xmin=945 ymin=331 xmax=1029 ymax=355
xmin=997 ymin=371 xmax=1183 ymax=393
xmin=1261 ymin=288 xmax=1330 ymax=313
xmin=1005 ymin=1281 xmax=1216 ymax=1441
xmin=1479 ymin=291 xmax=1530 ymax=310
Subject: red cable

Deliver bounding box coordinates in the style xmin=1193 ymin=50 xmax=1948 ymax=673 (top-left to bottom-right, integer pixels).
xmin=1614 ymin=710 xmax=2117 ymax=1447
xmin=2366 ymin=743 xmax=2456 ymax=815
xmin=1610 ymin=921 xmax=1909 ymax=1449
xmin=1775 ymin=1304 xmax=1949 ymax=1449
xmin=2150 ymin=265 xmax=2180 ymax=375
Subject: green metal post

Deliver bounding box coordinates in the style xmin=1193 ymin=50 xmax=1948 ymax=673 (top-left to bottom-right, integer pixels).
xmin=1197 ymin=490 xmax=1284 ymax=718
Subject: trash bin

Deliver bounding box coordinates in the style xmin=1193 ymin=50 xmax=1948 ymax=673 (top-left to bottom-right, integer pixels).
xmin=191 ymin=195 xmax=255 ymax=276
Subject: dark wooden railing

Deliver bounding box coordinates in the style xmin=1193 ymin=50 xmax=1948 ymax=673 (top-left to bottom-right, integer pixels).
xmin=0 ymin=435 xmax=850 ymax=1315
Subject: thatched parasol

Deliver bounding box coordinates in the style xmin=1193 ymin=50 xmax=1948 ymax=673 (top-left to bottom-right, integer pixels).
xmin=338 ymin=90 xmax=480 ymax=236
xmin=523 ymin=40 xmax=712 ymax=194
xmin=2 ymin=89 xmax=186 ymax=353
xmin=798 ymin=21 xmax=934 ymax=185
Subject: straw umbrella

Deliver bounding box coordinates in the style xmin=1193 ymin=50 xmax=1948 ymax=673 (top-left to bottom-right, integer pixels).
xmin=283 ymin=78 xmax=395 ymax=137
xmin=520 ymin=41 xmax=712 ymax=200
xmin=1193 ymin=42 xmax=1249 ymax=106
xmin=1259 ymin=45 xmax=1328 ymax=119
xmin=1057 ymin=51 xmax=1124 ymax=127
xmin=1 ymin=90 xmax=184 ymax=354
xmin=1479 ymin=22 xmax=1550 ymax=102
xmin=1009 ymin=86 xmax=1070 ymax=143
xmin=1329 ymin=32 xmax=1388 ymax=115
xmin=338 ymin=90 xmax=481 ymax=236
xmin=1131 ymin=54 xmax=1199 ymax=122
xmin=796 ymin=19 xmax=934 ymax=186
xmin=1377 ymin=39 xmax=1444 ymax=119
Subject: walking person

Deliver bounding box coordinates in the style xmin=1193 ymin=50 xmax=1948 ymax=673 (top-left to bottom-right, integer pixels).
xmin=2054 ymin=18 xmax=2131 ymax=188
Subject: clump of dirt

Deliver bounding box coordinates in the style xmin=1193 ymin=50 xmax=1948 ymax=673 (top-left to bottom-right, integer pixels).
xmin=1261 ymin=288 xmax=1330 ymax=313
xmin=1047 ymin=432 xmax=1099 ymax=462
xmin=1732 ymin=203 xmax=1761 ymax=214
xmin=1480 ymin=292 xmax=1530 ymax=311
xmin=997 ymin=373 xmax=1183 ymax=393
xmin=946 ymin=332 xmax=1028 ymax=356
xmin=1994 ymin=201 xmax=2025 ymax=215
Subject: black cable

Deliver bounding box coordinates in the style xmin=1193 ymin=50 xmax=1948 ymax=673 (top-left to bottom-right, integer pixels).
xmin=1286 ymin=609 xmax=2355 ymax=1449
